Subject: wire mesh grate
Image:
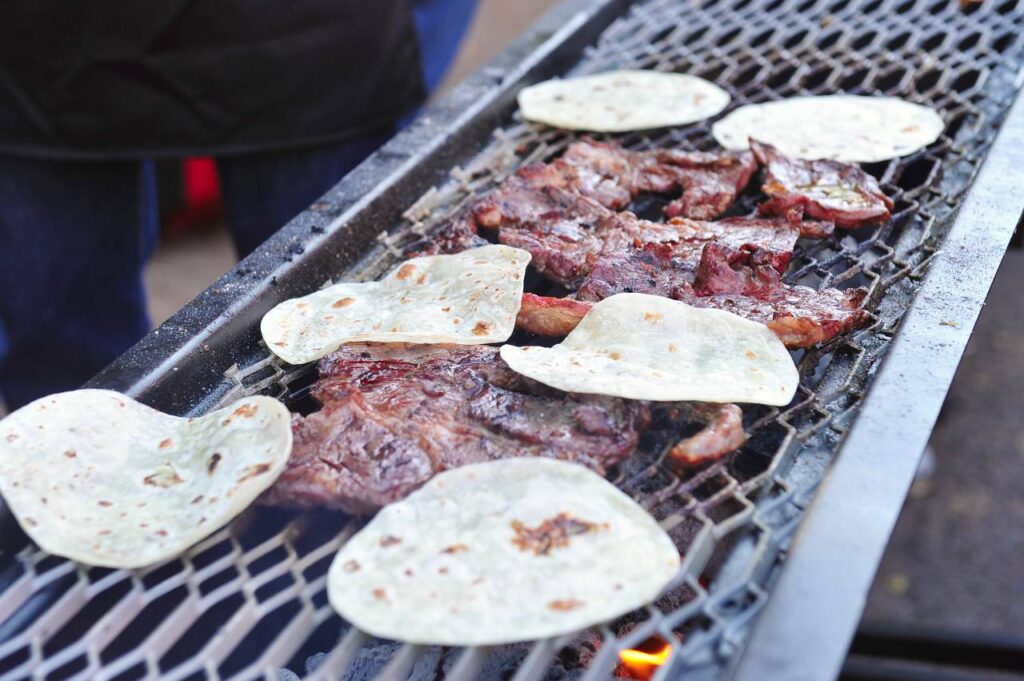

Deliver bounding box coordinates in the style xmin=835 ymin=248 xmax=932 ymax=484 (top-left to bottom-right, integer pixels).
xmin=0 ymin=0 xmax=1022 ymax=678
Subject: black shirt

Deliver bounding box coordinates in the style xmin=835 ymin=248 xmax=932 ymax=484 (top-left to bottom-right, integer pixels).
xmin=0 ymin=1 xmax=425 ymax=159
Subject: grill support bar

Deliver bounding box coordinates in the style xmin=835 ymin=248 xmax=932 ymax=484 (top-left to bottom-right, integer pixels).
xmin=729 ymin=88 xmax=1024 ymax=681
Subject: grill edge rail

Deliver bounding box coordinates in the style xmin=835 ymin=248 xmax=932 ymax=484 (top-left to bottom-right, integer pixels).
xmin=729 ymin=91 xmax=1024 ymax=681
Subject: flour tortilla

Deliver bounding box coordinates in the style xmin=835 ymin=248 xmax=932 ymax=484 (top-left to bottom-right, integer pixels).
xmin=0 ymin=390 xmax=292 ymax=568
xmin=500 ymin=293 xmax=798 ymax=406
xmin=712 ymin=95 xmax=943 ymax=162
xmin=261 ymin=245 xmax=531 ymax=365
xmin=518 ymin=69 xmax=730 ymax=132
xmin=327 ymin=458 xmax=679 ymax=645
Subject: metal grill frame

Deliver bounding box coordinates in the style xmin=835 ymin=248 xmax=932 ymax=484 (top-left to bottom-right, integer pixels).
xmin=1 ymin=0 xmax=1023 ymax=679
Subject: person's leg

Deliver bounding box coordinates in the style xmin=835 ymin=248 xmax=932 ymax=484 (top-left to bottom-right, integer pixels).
xmin=0 ymin=156 xmax=156 ymax=409
xmin=412 ymin=0 xmax=479 ymax=92
xmin=217 ymin=130 xmax=392 ymax=258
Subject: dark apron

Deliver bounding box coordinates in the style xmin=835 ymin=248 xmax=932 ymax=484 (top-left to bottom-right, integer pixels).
xmin=0 ymin=0 xmax=425 ymax=159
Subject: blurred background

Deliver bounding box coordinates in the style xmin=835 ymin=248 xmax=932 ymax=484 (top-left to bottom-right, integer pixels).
xmin=12 ymin=0 xmax=1024 ymax=665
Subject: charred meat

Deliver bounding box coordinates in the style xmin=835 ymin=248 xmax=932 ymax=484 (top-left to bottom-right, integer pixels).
xmin=752 ymin=140 xmax=894 ymax=229
xmin=518 ymin=242 xmax=869 ymax=348
xmin=413 ymin=139 xmax=760 ymax=258
xmin=264 ymin=344 xmax=746 ymax=513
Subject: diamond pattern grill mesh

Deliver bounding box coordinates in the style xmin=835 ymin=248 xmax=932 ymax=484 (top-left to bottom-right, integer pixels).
xmin=1 ymin=0 xmax=1022 ymax=678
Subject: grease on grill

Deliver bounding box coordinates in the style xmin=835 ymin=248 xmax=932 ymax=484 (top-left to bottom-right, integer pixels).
xmin=510 ymin=512 xmax=609 ymax=555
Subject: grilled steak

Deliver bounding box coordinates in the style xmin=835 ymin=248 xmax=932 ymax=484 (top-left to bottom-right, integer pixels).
xmin=752 ymin=140 xmax=894 ymax=229
xmin=505 ymin=212 xmax=824 ymax=290
xmin=410 ymin=139 xmax=760 ymax=258
xmin=517 ymin=242 xmax=869 ymax=348
xmin=264 ymin=344 xmax=745 ymax=513
xmin=558 ymin=138 xmax=759 ymax=220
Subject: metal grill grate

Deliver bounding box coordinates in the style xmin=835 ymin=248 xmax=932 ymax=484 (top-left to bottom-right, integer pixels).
xmin=1 ymin=0 xmax=1022 ymax=679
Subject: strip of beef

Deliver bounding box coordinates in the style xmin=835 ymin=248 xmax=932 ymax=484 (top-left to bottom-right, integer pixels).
xmin=558 ymin=138 xmax=759 ymax=219
xmin=264 ymin=344 xmax=745 ymax=513
xmin=412 ymin=139 xmax=761 ymax=258
xmin=498 ymin=204 xmax=827 ymax=289
xmin=752 ymin=140 xmax=894 ymax=230
xmin=669 ymin=403 xmax=745 ymax=467
xmin=517 ymin=242 xmax=869 ymax=348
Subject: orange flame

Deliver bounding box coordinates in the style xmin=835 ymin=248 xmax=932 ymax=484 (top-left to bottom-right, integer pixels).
xmin=618 ymin=640 xmax=672 ymax=680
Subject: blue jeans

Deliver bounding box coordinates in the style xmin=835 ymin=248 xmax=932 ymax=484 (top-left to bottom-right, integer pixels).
xmin=0 ymin=1 xmax=477 ymax=409
xmin=0 ymin=133 xmax=390 ymax=409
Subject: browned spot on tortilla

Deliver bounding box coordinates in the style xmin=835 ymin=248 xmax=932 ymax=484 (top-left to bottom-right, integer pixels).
xmin=441 ymin=543 xmax=468 ymax=554
xmin=380 ymin=535 xmax=402 ymax=547
xmin=415 ymin=274 xmax=427 ymax=285
xmin=438 ymin=567 xmax=449 ymax=574
xmin=64 ymin=449 xmax=76 ymax=458
xmin=471 ymin=321 xmax=491 ymax=336
xmin=207 ymin=453 xmax=222 ymax=474
xmin=143 ymin=468 xmax=184 ymax=488
xmin=404 ymin=568 xmax=414 ymax=576
xmin=372 ymin=588 xmax=387 ymax=600
xmin=511 ymin=513 xmax=608 ymax=555
xmin=668 ymin=343 xmax=678 ymax=353
xmin=155 ymin=530 xmax=168 ymax=537
xmin=24 ymin=517 xmax=37 ymax=527
xmin=396 ymin=263 xmax=416 ymax=280
xmin=191 ymin=495 xmax=204 ymax=504
xmin=548 ymin=598 xmax=585 ymax=611
xmin=98 ymin=500 xmax=113 ymax=507
xmin=5 ymin=433 xmax=18 ymax=443
xmin=236 ymin=463 xmax=271 ymax=483
xmin=745 ymin=350 xmax=757 ymax=359
xmin=232 ymin=405 xmax=257 ymax=418
xmin=98 ymin=529 xmax=112 ymax=536
xmin=609 ymin=351 xmax=622 ymax=360
xmin=441 ymin=306 xmax=451 ymax=312
xmin=643 ymin=311 xmax=664 ymax=322
xmin=343 ymin=560 xmax=360 ymax=573
xmin=332 ymin=297 xmax=356 ymax=308
xmin=158 ymin=438 xmax=173 ymax=449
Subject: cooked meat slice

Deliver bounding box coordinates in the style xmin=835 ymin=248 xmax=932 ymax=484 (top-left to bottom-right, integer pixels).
xmin=687 ymin=242 xmax=870 ymax=346
xmin=413 ymin=139 xmax=761 ymax=260
xmin=517 ymin=293 xmax=593 ymax=337
xmin=500 ymin=207 xmax=823 ymax=290
xmin=559 ymin=138 xmax=759 ymax=219
xmin=517 ymin=243 xmax=868 ymax=348
xmin=752 ymin=140 xmax=894 ymax=230
xmin=656 ymin=150 xmax=759 ymax=220
xmin=515 ymin=294 xmax=591 ymax=337
xmin=264 ymin=344 xmax=746 ymax=513
xmin=668 ymin=403 xmax=745 ymax=468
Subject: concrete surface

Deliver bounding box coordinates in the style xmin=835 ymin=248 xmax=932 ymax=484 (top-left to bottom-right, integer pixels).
xmin=863 ymin=248 xmax=1024 ymax=636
